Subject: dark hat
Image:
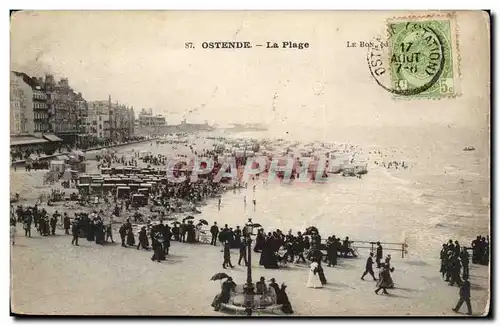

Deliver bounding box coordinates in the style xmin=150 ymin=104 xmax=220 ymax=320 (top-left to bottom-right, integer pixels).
xmin=269 ymin=278 xmax=276 ymax=282
xmin=260 ymin=276 xmax=265 ymax=281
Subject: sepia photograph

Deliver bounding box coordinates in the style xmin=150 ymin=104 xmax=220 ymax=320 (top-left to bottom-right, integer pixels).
xmin=9 ymin=10 xmax=490 ymax=317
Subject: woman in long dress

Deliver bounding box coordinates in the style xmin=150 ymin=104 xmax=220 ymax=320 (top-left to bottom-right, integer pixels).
xmin=126 ymin=227 xmax=135 ymax=246
xmin=384 ymin=255 xmax=395 ymax=288
xmin=306 ymin=261 xmax=323 ymax=288
xmin=195 ymin=224 xmax=201 ymax=243
xmin=10 ymin=224 xmax=17 ymax=245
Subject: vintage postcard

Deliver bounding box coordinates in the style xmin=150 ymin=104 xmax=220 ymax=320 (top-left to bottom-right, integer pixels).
xmin=9 ymin=10 xmax=490 ymax=317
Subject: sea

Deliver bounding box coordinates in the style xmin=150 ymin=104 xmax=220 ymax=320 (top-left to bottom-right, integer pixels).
xmin=112 ymin=124 xmax=490 ymax=261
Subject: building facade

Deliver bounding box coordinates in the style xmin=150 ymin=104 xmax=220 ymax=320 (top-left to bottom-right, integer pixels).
xmin=138 ymin=108 xmax=166 ymax=127
xmin=51 ymin=78 xmax=88 ymax=143
xmin=110 ymin=102 xmax=133 ymax=142
xmin=86 ymin=100 xmax=110 ymax=140
xmin=33 ymin=85 xmax=49 ymax=132
xmin=86 ymin=96 xmax=135 ymax=142
xmin=10 ymin=72 xmax=34 ymax=135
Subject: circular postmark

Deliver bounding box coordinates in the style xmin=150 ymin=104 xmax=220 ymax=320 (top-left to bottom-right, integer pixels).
xmin=367 ymin=21 xmax=447 ymax=97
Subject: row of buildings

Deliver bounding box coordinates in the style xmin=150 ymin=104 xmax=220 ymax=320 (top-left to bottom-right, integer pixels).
xmin=10 ymin=71 xmax=136 ymax=147
xmin=137 ymin=108 xmax=166 ymax=127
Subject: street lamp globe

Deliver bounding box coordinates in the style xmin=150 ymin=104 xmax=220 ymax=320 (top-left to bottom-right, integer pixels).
xmin=246 ymin=218 xmax=254 ymax=235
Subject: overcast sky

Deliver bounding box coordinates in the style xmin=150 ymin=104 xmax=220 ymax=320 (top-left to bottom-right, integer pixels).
xmin=10 ymin=11 xmax=489 ymax=131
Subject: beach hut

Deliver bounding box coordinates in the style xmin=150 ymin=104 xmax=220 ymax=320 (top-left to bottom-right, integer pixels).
xmin=113 ymin=166 xmax=125 ymax=174
xmin=124 ymin=167 xmax=135 ymax=175
xmin=91 ymin=183 xmax=103 ymax=195
xmin=103 ymin=184 xmax=115 ymax=193
xmin=327 ymin=162 xmax=342 ymax=174
xmin=77 ymin=183 xmax=90 ymax=195
xmin=78 ymin=174 xmax=92 ymax=184
xmin=50 ymin=160 xmax=65 ymax=173
xmin=129 ymin=183 xmax=141 ymax=192
xmin=132 ymin=193 xmax=147 ymax=206
xmin=116 ymin=186 xmax=131 ymax=199
xmin=140 ymin=183 xmax=152 ymax=194
xmin=138 ymin=188 xmax=149 ymax=196
xmin=341 ymin=164 xmax=355 ymax=176
xmin=92 ymin=177 xmax=104 ymax=184
xmin=354 ymin=162 xmax=368 ymax=175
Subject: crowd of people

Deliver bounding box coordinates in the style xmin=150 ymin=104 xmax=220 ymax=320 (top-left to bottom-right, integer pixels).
xmin=471 ymin=235 xmax=490 ymax=265
xmin=211 ymin=275 xmax=294 ymax=315
xmin=10 ymin=199 xmax=485 ymax=316
xmin=438 ymin=236 xmax=491 ymax=316
xmin=207 ymin=221 xmax=359 ymax=271
xmin=11 ymin=136 xmax=151 ymax=164
xmin=439 ymin=240 xmax=471 ymax=287
xmin=11 ymin=204 xmax=63 ymax=239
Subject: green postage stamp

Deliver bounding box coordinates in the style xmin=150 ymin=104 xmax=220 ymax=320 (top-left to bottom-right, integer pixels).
xmin=387 ymin=15 xmax=461 ymax=99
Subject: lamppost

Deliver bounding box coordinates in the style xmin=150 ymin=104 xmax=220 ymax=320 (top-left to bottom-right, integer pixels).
xmin=243 ymin=218 xmax=255 ymax=316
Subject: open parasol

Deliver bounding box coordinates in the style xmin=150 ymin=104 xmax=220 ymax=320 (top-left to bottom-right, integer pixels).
xmin=210 ymin=272 xmax=231 ymax=281
xmin=183 ymin=215 xmax=195 ymax=222
xmin=304 ymin=226 xmax=319 ymax=235
xmin=252 ymin=223 xmax=262 ymax=228
xmin=199 ymin=219 xmax=208 ymax=225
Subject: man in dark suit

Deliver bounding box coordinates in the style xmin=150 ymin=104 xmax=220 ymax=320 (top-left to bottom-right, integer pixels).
xmin=71 ymin=219 xmax=80 ymax=246
xmin=222 ymin=241 xmax=234 ymax=269
xmin=238 ymin=238 xmax=248 ymax=266
xmin=361 ymin=252 xmax=377 ymax=281
xmin=63 ymin=213 xmax=71 ymax=235
xmin=119 ymin=223 xmax=127 ymax=247
xmin=453 ymin=279 xmax=472 ymax=315
xmin=376 ymin=242 xmax=383 ymax=268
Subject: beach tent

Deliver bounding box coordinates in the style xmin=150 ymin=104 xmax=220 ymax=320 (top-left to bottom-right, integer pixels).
xmin=50 ymin=160 xmax=65 ymax=173
xmin=129 ymin=183 xmax=141 ymax=191
xmin=77 ymin=184 xmax=90 ymax=195
xmin=116 ymin=186 xmax=131 ymax=199
xmin=132 ymin=194 xmax=147 ymax=206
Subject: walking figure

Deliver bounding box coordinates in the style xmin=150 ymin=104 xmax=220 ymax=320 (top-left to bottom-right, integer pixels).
xmin=71 ymin=219 xmax=80 ymax=246
xmin=376 ymin=242 xmax=383 ymax=268
xmin=453 ymin=279 xmax=472 ymax=315
xmin=222 ymin=241 xmax=234 ymax=269
xmin=374 ymin=263 xmax=390 ymax=295
xmin=361 ymin=252 xmax=377 ymax=281
xmin=238 ymin=238 xmax=248 ymax=266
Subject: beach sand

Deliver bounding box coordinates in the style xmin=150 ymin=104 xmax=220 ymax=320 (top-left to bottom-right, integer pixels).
xmin=10 ymin=224 xmax=489 ymax=316
xmin=10 ymin=131 xmax=490 ymax=316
